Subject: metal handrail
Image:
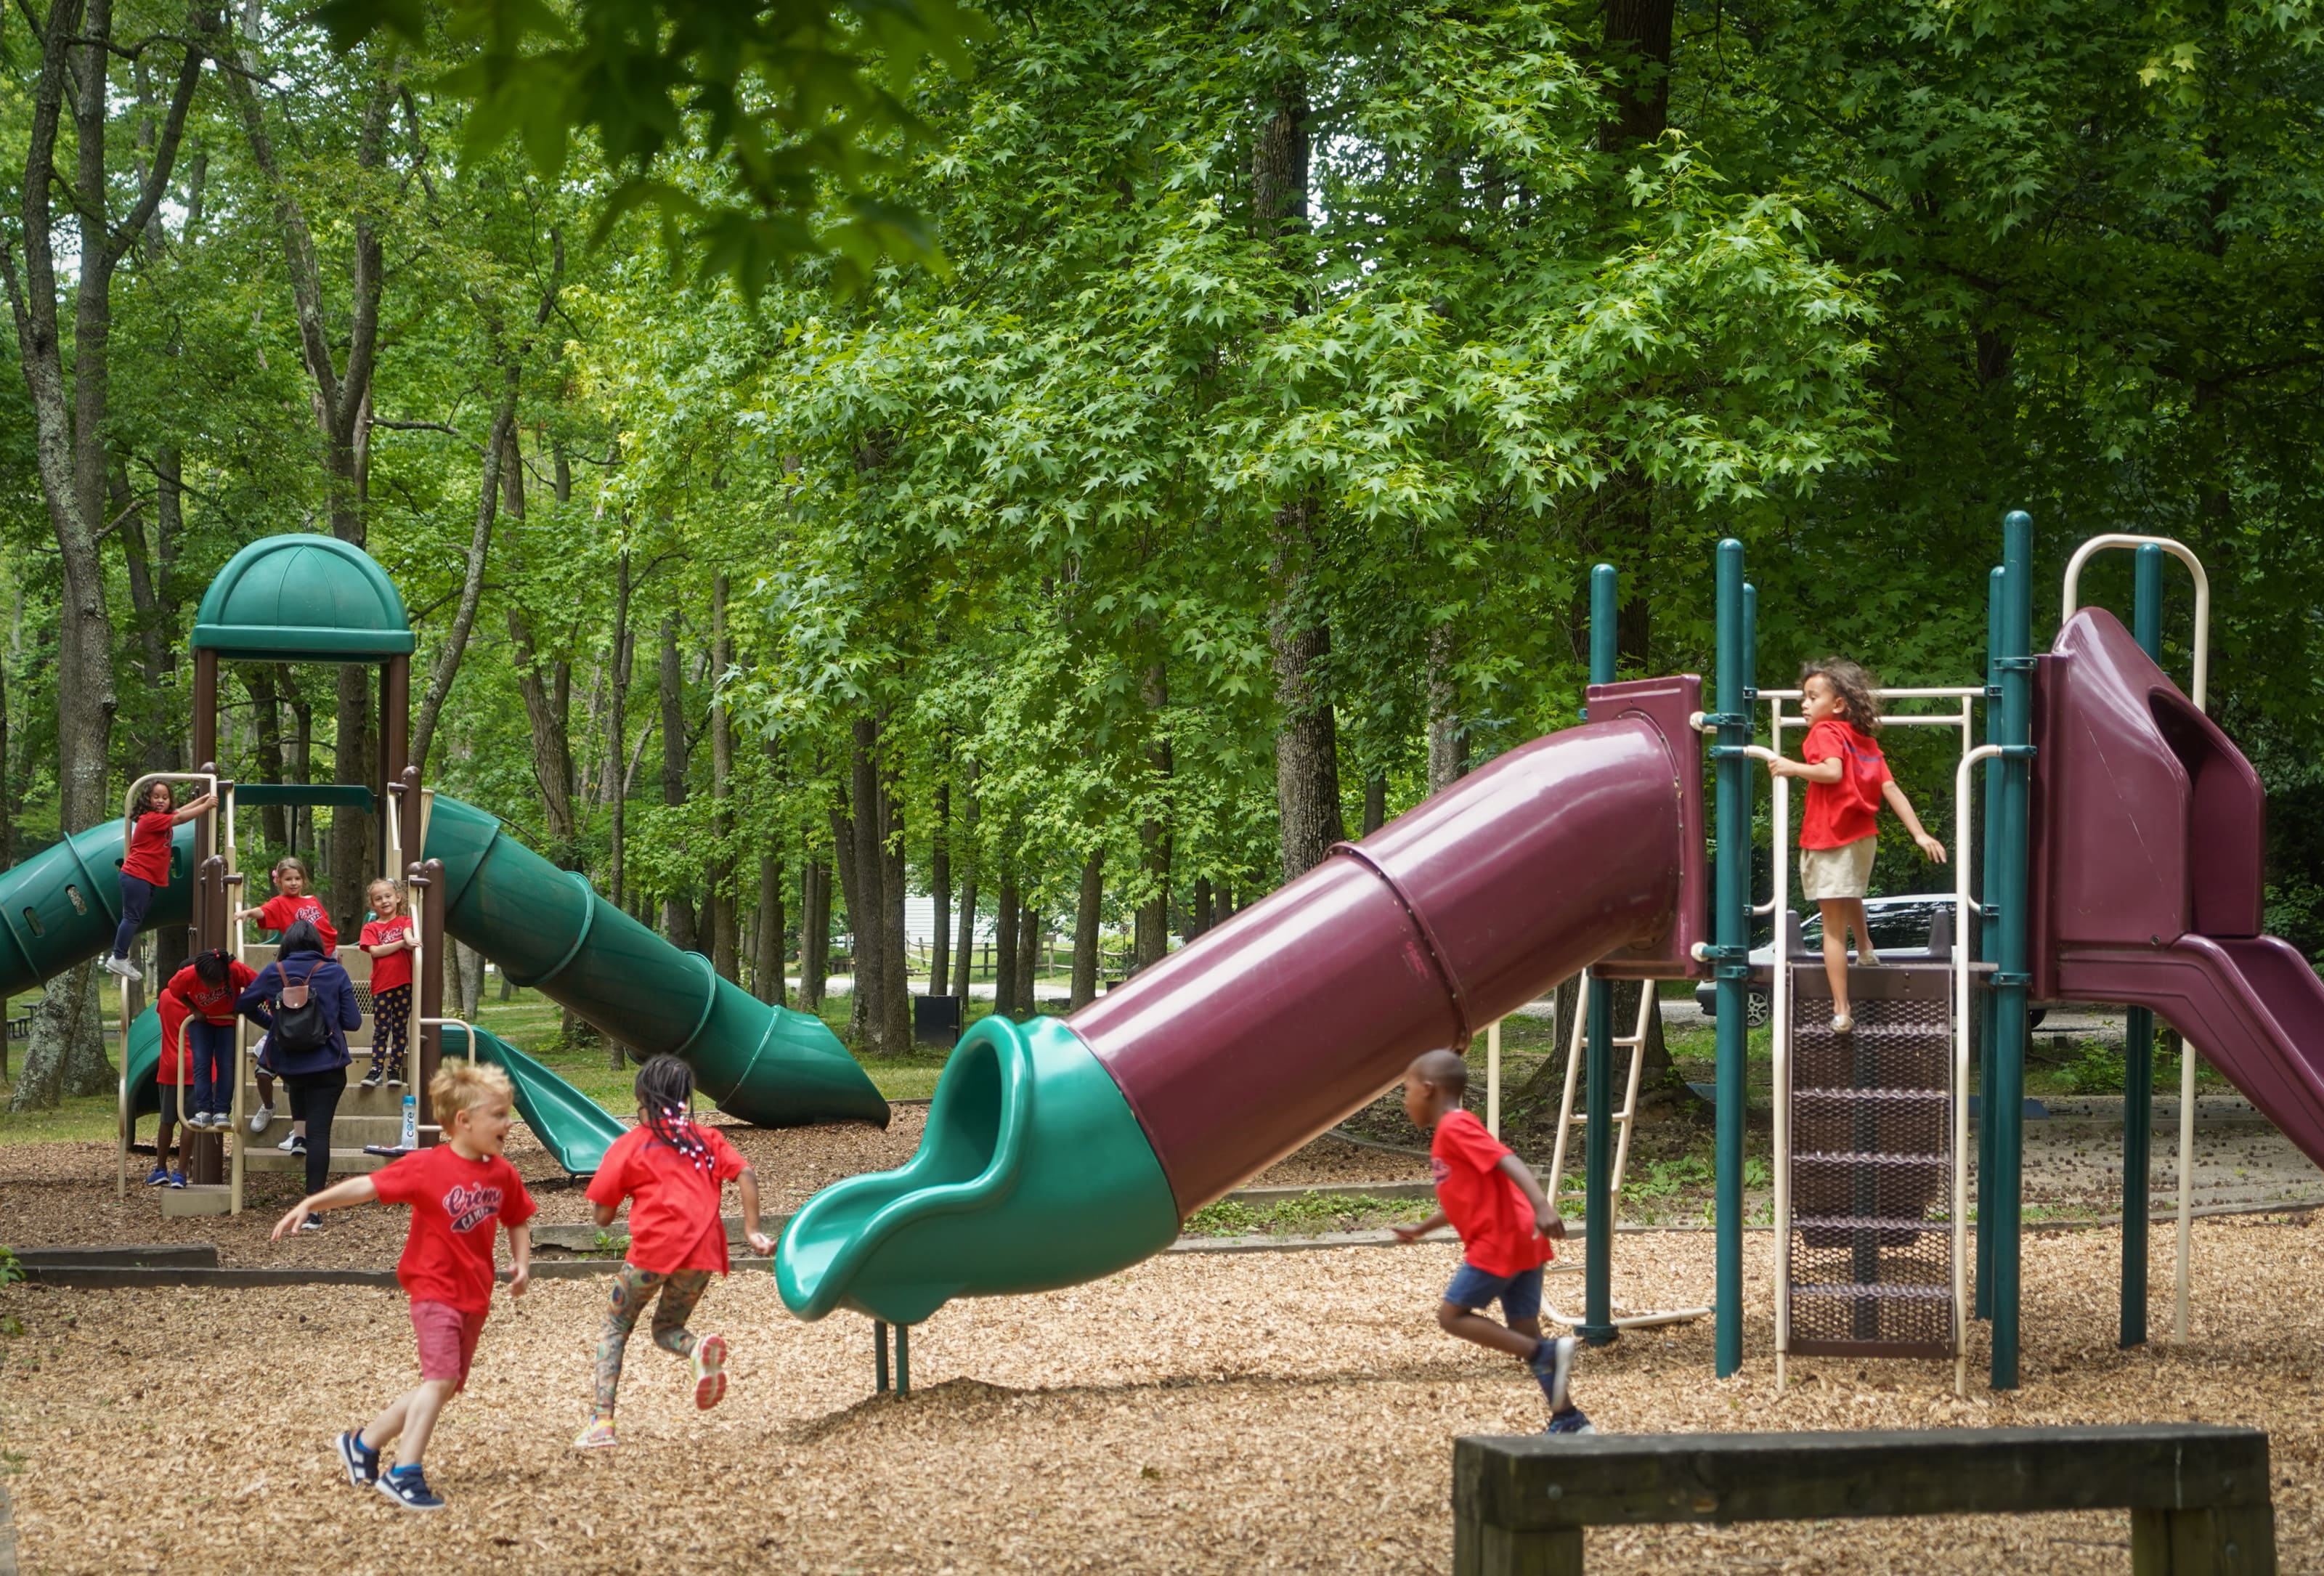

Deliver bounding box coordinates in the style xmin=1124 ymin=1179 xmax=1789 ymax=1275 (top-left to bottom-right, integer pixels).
xmin=1952 ymin=742 xmax=2004 ymax=1399
xmin=421 ymin=1016 xmax=476 ymax=1064
xmin=119 ymin=770 xmax=219 ymax=826
xmin=115 ymin=771 xmax=221 ymax=1200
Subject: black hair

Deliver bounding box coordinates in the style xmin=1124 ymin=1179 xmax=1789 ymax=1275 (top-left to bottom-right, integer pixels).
xmin=276 ymin=919 xmax=326 ymax=956
xmin=192 ymin=949 xmax=229 ymax=986
xmin=634 ymin=1054 xmax=713 ymax=1174
xmin=1411 ymin=1047 xmax=1469 ymax=1096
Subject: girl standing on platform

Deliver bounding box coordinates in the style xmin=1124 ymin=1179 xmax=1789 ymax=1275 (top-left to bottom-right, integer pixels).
xmin=572 ymin=1055 xmax=775 ymax=1448
xmin=105 ymin=781 xmax=215 ymax=980
xmin=359 ymin=879 xmax=414 ymax=1089
xmin=236 ymin=856 xmax=338 ymax=1136
xmin=1766 ymin=659 xmax=1947 ymax=1033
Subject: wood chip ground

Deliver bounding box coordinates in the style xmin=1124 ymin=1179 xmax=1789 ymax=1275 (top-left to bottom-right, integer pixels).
xmin=4 ymin=1217 xmax=2318 ymax=1573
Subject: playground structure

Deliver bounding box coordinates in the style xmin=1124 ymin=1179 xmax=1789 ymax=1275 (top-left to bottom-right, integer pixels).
xmin=779 ymin=513 xmax=2324 ymax=1395
xmin=0 ymin=535 xmax=888 ymax=1214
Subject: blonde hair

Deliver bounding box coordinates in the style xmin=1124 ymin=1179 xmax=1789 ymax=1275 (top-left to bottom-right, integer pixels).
xmin=367 ymin=877 xmax=405 ymax=910
xmin=431 ymin=1061 xmax=514 ymax=1131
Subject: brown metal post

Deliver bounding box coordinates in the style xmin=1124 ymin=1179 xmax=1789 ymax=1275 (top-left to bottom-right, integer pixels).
xmin=399 ymin=766 xmax=425 ymax=887
xmin=413 ymin=857 xmax=446 ymax=1142
xmin=192 ymin=651 xmax=219 ymax=779
xmin=381 ymin=657 xmax=409 ymax=879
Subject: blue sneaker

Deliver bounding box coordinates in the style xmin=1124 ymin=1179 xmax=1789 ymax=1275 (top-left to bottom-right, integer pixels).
xmin=1529 ymin=1335 xmax=1577 ymax=1413
xmin=144 ymin=1166 xmax=170 ymax=1187
xmin=167 ymin=1171 xmax=187 ymax=1188
xmin=336 ymin=1429 xmax=379 ymax=1487
xmin=1544 ymin=1408 xmax=1597 ymax=1436
xmin=377 ymin=1465 xmax=444 ymax=1511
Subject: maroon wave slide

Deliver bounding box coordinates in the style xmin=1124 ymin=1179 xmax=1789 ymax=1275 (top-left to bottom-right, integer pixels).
xmin=2031 ymin=608 xmax=2324 ymax=1170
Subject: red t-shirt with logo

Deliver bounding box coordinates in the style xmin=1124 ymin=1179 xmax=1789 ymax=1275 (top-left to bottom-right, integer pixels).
xmin=1430 ymin=1108 xmax=1553 ymax=1277
xmin=255 ymin=893 xmax=339 ymax=954
xmin=585 ymin=1121 xmax=748 ymax=1275
xmin=360 ymin=917 xmax=415 ymax=994
xmin=1799 ymin=719 xmax=1891 ymax=850
xmin=162 ymin=959 xmax=259 ymax=1025
xmin=121 ymin=812 xmax=176 ymax=885
xmin=372 ymin=1145 xmax=537 ymax=1312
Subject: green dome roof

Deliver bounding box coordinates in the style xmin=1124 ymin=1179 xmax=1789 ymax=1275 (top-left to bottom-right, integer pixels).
xmin=192 ymin=535 xmax=415 ymax=661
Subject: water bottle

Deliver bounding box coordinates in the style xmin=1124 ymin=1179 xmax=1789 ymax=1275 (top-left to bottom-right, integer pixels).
xmin=400 ymin=1092 xmax=418 ymax=1149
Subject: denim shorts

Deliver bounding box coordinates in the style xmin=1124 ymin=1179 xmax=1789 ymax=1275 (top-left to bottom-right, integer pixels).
xmin=1443 ymin=1262 xmax=1543 ymax=1321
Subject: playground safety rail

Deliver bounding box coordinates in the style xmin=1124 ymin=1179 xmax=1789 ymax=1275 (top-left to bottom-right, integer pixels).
xmin=113 ymin=771 xmax=219 ymax=1202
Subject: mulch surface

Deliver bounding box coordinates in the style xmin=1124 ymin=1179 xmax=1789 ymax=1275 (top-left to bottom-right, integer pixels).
xmin=4 ymin=1217 xmax=2318 ymax=1573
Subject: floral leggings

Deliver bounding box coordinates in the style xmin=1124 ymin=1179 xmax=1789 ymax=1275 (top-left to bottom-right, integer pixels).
xmin=368 ymin=984 xmax=410 ymax=1084
xmin=592 ymin=1263 xmax=712 ymax=1415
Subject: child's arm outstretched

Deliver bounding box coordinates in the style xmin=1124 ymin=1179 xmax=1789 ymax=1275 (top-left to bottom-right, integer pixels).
xmin=1766 ymin=753 xmax=1841 ymax=784
xmin=1496 ymin=1153 xmax=1566 ymax=1240
xmin=1882 ymin=780 xmax=1948 ymax=863
xmin=736 ymin=1165 xmax=776 ymax=1256
xmin=1391 ymin=1209 xmax=1451 ymax=1243
xmin=272 ymin=1174 xmax=378 ymax=1238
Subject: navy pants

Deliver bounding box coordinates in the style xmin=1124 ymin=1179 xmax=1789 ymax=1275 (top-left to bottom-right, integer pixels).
xmin=187 ymin=1019 xmax=235 ymax=1116
xmin=112 ymin=875 xmax=155 ymax=959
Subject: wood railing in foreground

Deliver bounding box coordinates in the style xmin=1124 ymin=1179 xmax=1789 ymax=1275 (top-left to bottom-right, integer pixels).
xmin=1453 ymin=1423 xmax=2273 ymax=1576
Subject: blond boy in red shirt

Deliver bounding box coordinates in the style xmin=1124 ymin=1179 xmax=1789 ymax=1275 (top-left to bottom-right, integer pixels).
xmin=1393 ymin=1049 xmax=1593 ymax=1434
xmin=273 ymin=1061 xmax=536 ymax=1509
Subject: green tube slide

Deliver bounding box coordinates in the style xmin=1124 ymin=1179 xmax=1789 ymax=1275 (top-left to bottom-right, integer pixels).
xmin=420 ymin=795 xmax=886 ymax=1129
xmin=0 ymin=819 xmax=198 ymax=998
xmin=776 ymin=1015 xmax=1181 ymax=1325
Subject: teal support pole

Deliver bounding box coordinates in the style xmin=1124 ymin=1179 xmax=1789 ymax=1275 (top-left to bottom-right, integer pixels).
xmin=1990 ymin=511 xmax=2035 ymax=1389
xmin=1712 ymin=540 xmax=1750 ymax=1377
xmin=1581 ymin=564 xmax=1620 ymax=1346
xmin=895 ymin=1323 xmax=911 ymax=1397
xmin=1975 ymin=566 xmax=2004 ymax=1320
xmin=2121 ymin=545 xmax=2163 ymax=1348
xmin=874 ymin=1320 xmax=890 ymax=1392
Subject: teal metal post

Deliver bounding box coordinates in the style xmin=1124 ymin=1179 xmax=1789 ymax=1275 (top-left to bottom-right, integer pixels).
xmin=874 ymin=1320 xmax=890 ymax=1391
xmin=895 ymin=1323 xmax=911 ymax=1397
xmin=1581 ymin=564 xmax=1620 ymax=1346
xmin=1989 ymin=511 xmax=2035 ymax=1389
xmin=1975 ymin=566 xmax=2004 ymax=1320
xmin=2121 ymin=545 xmax=2163 ymax=1347
xmin=1712 ymin=540 xmax=1750 ymax=1377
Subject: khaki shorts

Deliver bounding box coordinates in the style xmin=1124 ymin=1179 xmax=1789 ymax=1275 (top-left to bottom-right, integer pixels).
xmin=1800 ymin=837 xmax=1877 ymax=901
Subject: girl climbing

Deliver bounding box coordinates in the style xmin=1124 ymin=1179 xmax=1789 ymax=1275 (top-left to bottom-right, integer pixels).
xmin=1766 ymin=659 xmax=1947 ymax=1033
xmin=105 ymin=781 xmax=215 ymax=980
xmin=236 ymin=856 xmax=338 ymax=1137
xmin=359 ymin=879 xmax=414 ymax=1089
xmin=574 ymin=1055 xmax=775 ymax=1448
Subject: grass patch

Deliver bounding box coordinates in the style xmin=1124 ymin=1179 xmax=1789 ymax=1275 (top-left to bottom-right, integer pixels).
xmin=1182 ymin=1193 xmax=1434 ymax=1237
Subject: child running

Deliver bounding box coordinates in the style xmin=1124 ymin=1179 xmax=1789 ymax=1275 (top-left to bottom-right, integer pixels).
xmin=1391 ymin=1049 xmax=1592 ymax=1435
xmin=573 ymin=1054 xmax=775 ymax=1449
xmin=358 ymin=879 xmax=414 ymax=1089
xmin=272 ymin=1061 xmax=535 ymax=1511
xmin=105 ymin=781 xmax=214 ymax=979
xmin=236 ymin=856 xmax=338 ymax=1137
xmin=1765 ymin=659 xmax=1946 ymax=1033
xmin=158 ymin=949 xmax=259 ymax=1131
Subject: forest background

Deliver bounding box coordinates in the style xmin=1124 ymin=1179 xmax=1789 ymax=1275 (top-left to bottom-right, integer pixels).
xmin=5 ymin=0 xmax=2323 ymax=1108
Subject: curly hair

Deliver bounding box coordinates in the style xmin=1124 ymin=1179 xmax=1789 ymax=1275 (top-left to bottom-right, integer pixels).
xmin=1802 ymin=657 xmax=1882 ymax=734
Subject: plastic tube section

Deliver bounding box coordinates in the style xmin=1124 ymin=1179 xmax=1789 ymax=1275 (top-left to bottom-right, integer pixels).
xmin=421 ymin=795 xmax=887 ymax=1129
xmin=0 ymin=821 xmax=200 ymax=999
xmin=779 ymin=686 xmax=1702 ymax=1325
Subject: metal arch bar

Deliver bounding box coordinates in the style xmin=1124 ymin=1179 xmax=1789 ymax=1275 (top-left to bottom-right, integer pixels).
xmin=421 ymin=1017 xmax=479 ymax=1064
xmin=2060 ymin=534 xmax=2211 ymax=710
xmin=120 ymin=770 xmax=221 ymax=824
xmin=1756 ymin=687 xmax=1988 ymax=701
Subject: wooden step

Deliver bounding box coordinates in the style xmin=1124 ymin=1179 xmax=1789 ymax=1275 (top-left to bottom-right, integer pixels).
xmin=242 ymin=1146 xmax=394 ymax=1175
xmin=160 ymin=1183 xmax=232 ymax=1218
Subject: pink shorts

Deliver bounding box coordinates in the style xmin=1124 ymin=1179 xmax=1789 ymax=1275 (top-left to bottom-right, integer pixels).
xmin=410 ymin=1299 xmax=487 ymax=1391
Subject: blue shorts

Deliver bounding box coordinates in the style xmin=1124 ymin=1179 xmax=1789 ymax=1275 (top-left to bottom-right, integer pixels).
xmin=1443 ymin=1262 xmax=1543 ymax=1321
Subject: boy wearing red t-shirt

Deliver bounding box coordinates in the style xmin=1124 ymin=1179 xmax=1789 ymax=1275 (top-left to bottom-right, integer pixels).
xmin=1766 ymin=659 xmax=1946 ymax=1033
xmin=273 ymin=1061 xmax=535 ymax=1511
xmin=1392 ymin=1050 xmax=1593 ymax=1434
xmin=572 ymin=1054 xmax=773 ymax=1450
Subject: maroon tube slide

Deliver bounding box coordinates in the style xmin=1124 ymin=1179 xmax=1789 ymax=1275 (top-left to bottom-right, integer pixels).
xmin=2032 ymin=609 xmax=2324 ymax=1170
xmin=1072 ymin=675 xmax=1707 ymax=1214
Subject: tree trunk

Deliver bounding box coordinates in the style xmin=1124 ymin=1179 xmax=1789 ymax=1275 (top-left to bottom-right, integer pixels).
xmin=1072 ymin=849 xmax=1104 ymax=1008
xmin=1426 ymin=621 xmax=1468 ymax=795
xmin=1015 ymin=900 xmax=1039 ymax=1015
xmin=452 ymin=939 xmax=485 ymax=1021
xmin=1136 ymin=662 xmax=1172 ymax=967
xmin=658 ymin=609 xmax=698 ymax=952
xmin=800 ymin=859 xmax=829 ymax=1012
xmin=929 ymin=778 xmax=951 ymax=1001
xmin=605 ymin=549 xmax=633 ymax=909
xmin=247 ymin=667 xmax=289 ymax=849
xmin=1186 ymin=874 xmax=1211 ymax=942
xmin=709 ymin=574 xmax=738 ymax=981
xmin=0 ymin=654 xmax=11 ymax=869
xmin=951 ymin=768 xmax=980 ymax=999
xmin=504 ymin=434 xmax=577 ymax=861
xmin=878 ymin=761 xmax=910 ymax=1051
xmin=285 ymin=674 xmax=314 ymax=856
xmin=993 ymin=868 xmax=1019 ymax=1020
xmin=847 ymin=719 xmax=887 ymax=1051
xmin=755 ymin=853 xmax=786 ymax=1005
xmin=1363 ymin=773 xmax=1388 ymax=834
xmin=410 ymin=365 xmax=519 ymax=775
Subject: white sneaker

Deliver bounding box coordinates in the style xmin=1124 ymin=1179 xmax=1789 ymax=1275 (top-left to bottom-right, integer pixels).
xmin=1832 ymin=1012 xmax=1855 ymax=1034
xmin=103 ymin=956 xmax=141 ymax=980
xmin=278 ymin=1132 xmax=305 ymax=1155
xmin=248 ymin=1105 xmax=274 ymax=1135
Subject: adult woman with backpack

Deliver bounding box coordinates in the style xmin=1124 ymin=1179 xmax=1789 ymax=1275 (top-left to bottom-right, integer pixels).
xmin=237 ymin=918 xmax=362 ymax=1219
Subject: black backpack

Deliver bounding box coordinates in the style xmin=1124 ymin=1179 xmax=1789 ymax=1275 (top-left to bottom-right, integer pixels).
xmin=270 ymin=960 xmax=331 ymax=1057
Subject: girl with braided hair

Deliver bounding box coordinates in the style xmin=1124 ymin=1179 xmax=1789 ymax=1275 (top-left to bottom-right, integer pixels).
xmin=574 ymin=1055 xmax=775 ymax=1448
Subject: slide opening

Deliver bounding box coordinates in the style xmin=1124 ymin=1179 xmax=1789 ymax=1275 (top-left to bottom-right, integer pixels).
xmin=919 ymin=1031 xmax=1006 ymax=1189
xmin=2148 ymin=690 xmax=2264 ymax=938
